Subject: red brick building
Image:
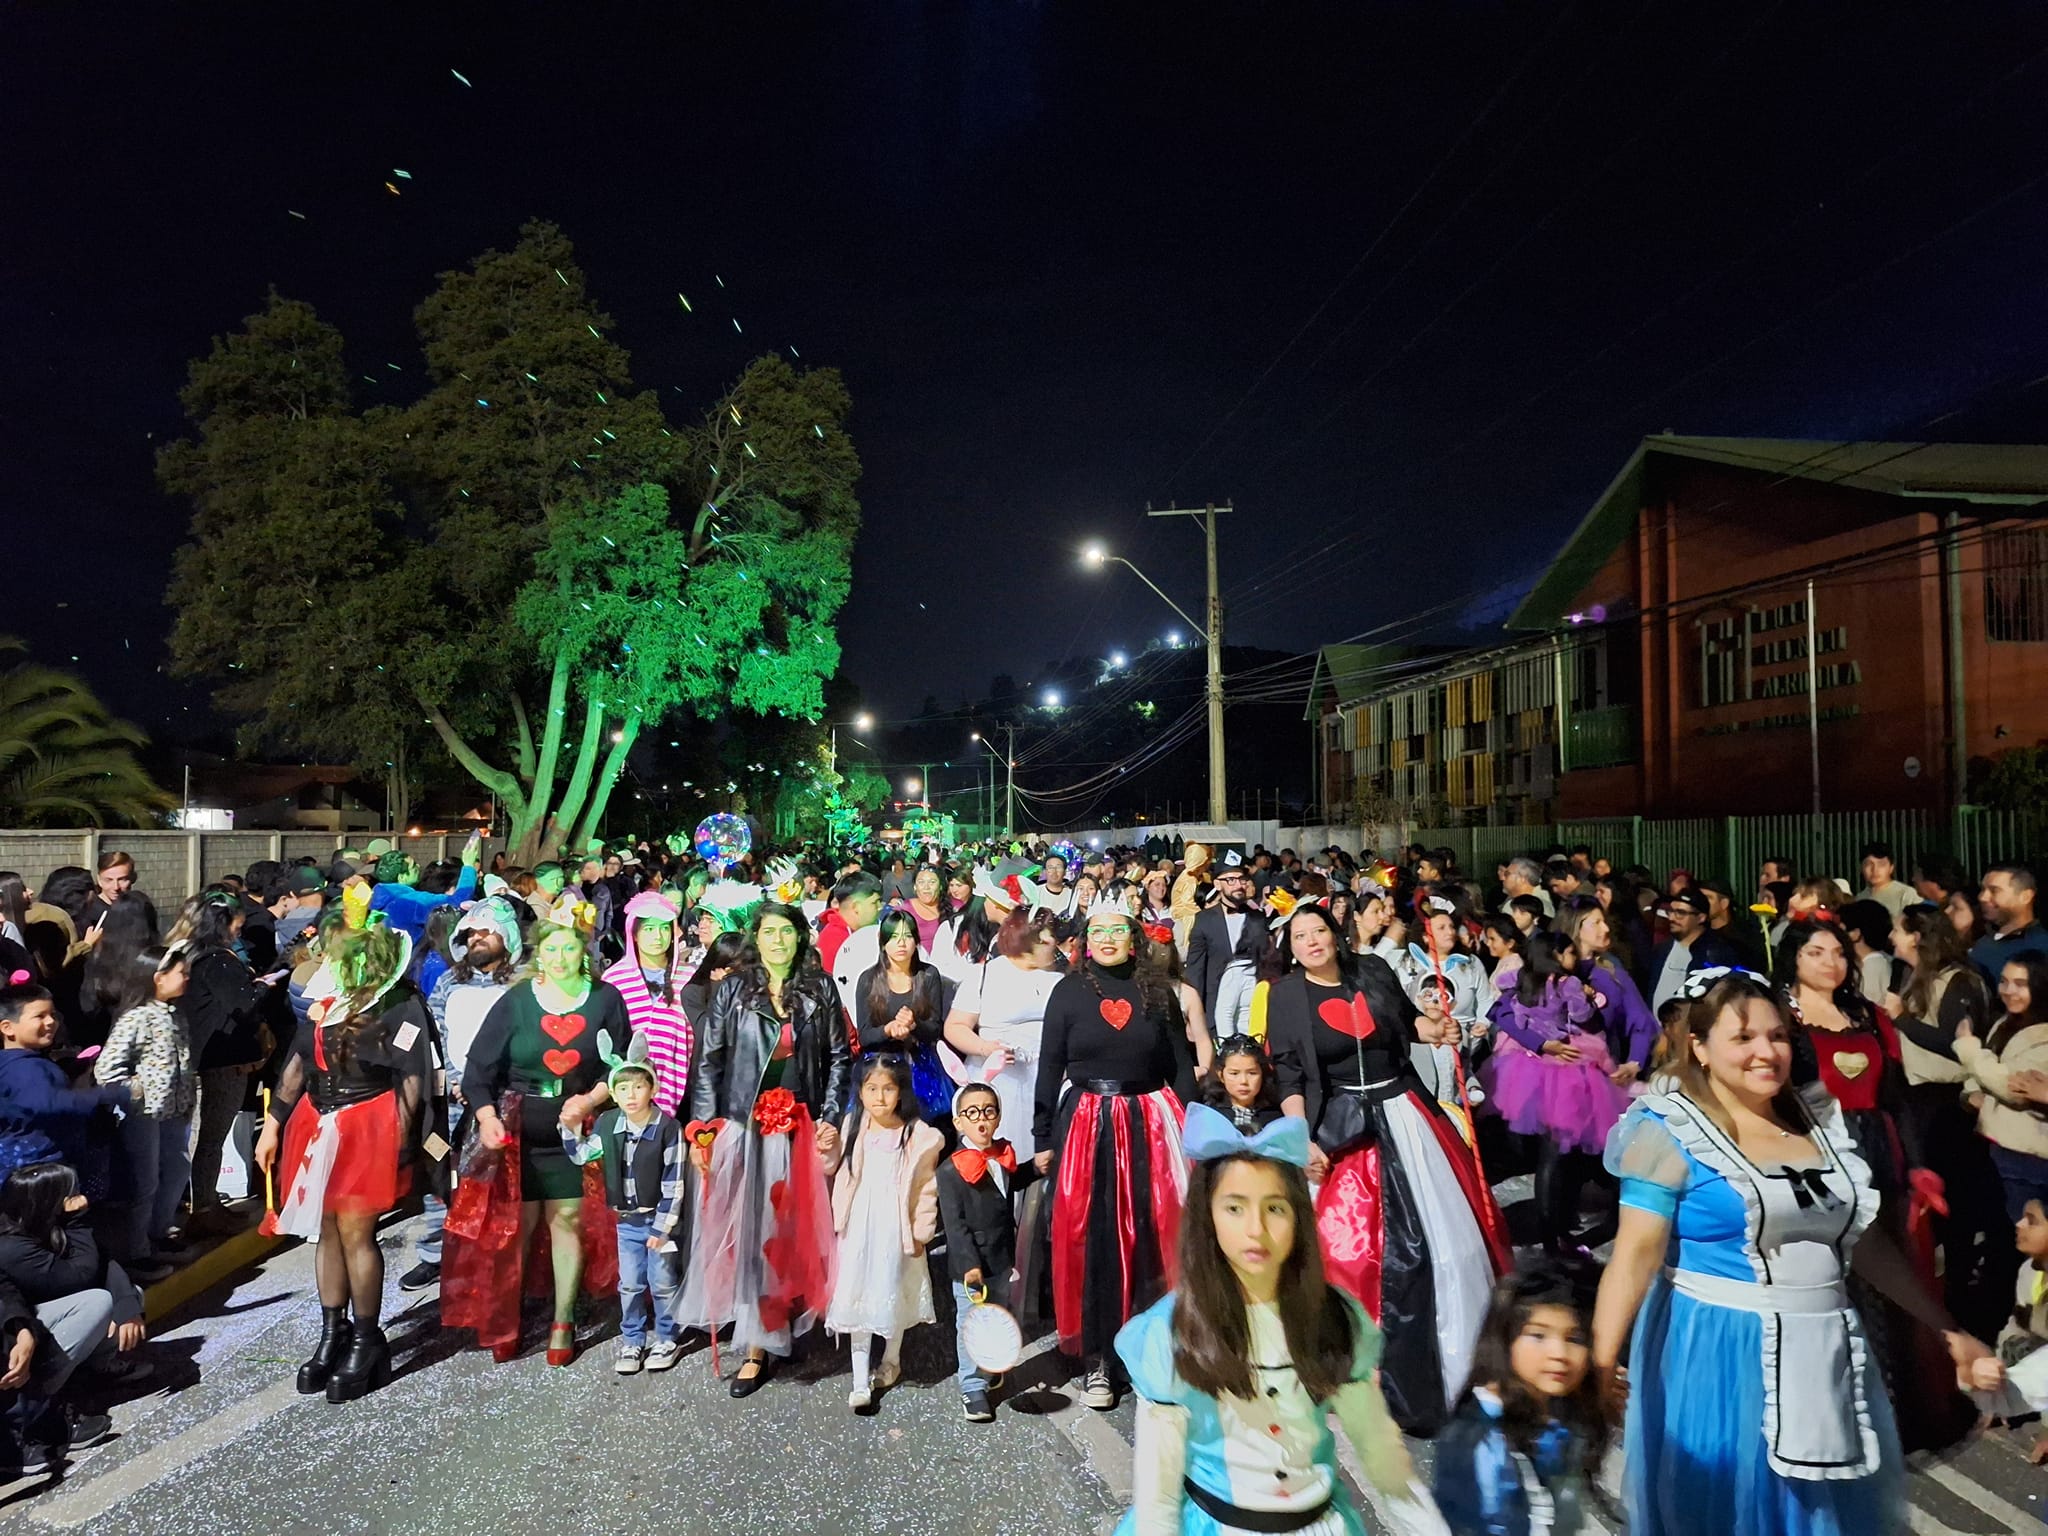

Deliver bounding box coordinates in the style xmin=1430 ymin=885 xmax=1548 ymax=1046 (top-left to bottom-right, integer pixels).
xmin=1512 ymin=436 xmax=2048 ymax=817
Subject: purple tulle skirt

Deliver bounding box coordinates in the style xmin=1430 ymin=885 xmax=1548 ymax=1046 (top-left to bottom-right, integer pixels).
xmin=1486 ymin=1033 xmax=1631 ymax=1154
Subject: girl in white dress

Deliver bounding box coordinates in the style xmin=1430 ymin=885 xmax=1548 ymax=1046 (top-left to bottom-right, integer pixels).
xmin=826 ymin=1054 xmax=943 ymax=1413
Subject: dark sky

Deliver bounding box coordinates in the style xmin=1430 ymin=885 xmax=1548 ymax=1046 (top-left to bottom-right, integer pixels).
xmin=8 ymin=2 xmax=2048 ymax=749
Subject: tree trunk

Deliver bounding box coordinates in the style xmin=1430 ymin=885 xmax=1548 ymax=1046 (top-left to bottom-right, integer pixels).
xmin=571 ymin=710 xmax=642 ymax=851
xmin=549 ymin=685 xmax=609 ymax=856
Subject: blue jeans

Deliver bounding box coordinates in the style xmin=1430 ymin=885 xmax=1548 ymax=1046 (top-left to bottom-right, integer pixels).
xmin=415 ymin=1092 xmax=464 ymax=1266
xmin=953 ymin=1274 xmax=1011 ymax=1397
xmin=616 ymin=1211 xmax=681 ymax=1347
xmin=121 ymin=1110 xmax=193 ymax=1255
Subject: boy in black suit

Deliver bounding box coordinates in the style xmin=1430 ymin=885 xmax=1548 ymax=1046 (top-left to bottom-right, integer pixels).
xmin=935 ymin=1082 xmax=1036 ymax=1422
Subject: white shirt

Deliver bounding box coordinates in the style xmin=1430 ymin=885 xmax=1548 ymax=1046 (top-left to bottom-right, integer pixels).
xmin=1038 ymin=883 xmax=1077 ymax=919
xmin=1223 ymin=911 xmax=1247 ymax=951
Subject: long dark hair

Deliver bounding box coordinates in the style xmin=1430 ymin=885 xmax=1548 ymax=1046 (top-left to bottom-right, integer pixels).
xmin=1459 ymin=1266 xmax=1611 ymax=1476
xmin=170 ymin=886 xmax=243 ymax=951
xmin=0 ymin=874 xmax=27 ymax=940
xmin=0 ymin=1162 xmax=78 ymax=1255
xmin=1516 ymin=931 xmax=1577 ymax=1007
xmin=1899 ymin=905 xmax=1980 ymax=1023
xmin=865 ymin=911 xmax=943 ymax=1028
xmin=39 ymin=867 xmax=94 ymax=929
xmin=685 ymin=930 xmax=749 ymax=994
xmin=1990 ymin=952 xmax=2048 ymax=1056
xmin=843 ymin=1051 xmax=919 ymax=1148
xmin=1773 ymin=916 xmax=1871 ymax=1024
xmin=1171 ymin=1152 xmax=1356 ymax=1402
xmin=1671 ymin=972 xmax=1813 ymax=1137
xmin=83 ymin=892 xmax=161 ymax=1021
xmin=739 ymin=901 xmax=822 ymax=992
xmin=1274 ymin=904 xmax=1358 ymax=984
xmin=106 ymin=944 xmax=181 ymax=1021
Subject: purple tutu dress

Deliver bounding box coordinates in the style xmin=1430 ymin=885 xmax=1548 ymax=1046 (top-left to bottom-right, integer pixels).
xmin=1483 ymin=977 xmax=1630 ymax=1155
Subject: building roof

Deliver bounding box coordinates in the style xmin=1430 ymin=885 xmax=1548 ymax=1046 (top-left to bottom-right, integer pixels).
xmin=1303 ymin=642 xmax=1438 ymax=719
xmin=1510 ymin=435 xmax=2048 ymax=630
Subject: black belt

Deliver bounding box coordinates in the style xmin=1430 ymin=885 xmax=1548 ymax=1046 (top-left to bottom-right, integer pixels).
xmin=1182 ymin=1478 xmax=1335 ymax=1533
xmin=1079 ymin=1078 xmax=1163 ymax=1096
xmin=1329 ymin=1072 xmax=1411 ymax=1102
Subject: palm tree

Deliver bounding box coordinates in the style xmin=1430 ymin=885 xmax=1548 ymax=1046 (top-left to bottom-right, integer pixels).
xmin=0 ymin=639 xmax=173 ymax=826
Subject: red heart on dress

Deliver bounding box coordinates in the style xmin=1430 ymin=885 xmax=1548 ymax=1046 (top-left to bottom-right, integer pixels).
xmin=1317 ymin=995 xmax=1377 ymax=1041
xmin=540 ymin=1012 xmax=584 ymax=1046
xmin=543 ymin=1048 xmax=581 ymax=1077
xmin=1099 ymin=997 xmax=1133 ymax=1030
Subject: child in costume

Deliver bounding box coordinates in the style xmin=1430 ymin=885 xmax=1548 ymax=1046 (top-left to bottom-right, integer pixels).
xmin=1971 ymin=1198 xmax=2048 ymax=1460
xmin=825 ymin=1054 xmax=943 ymax=1414
xmin=936 ymin=1080 xmax=1038 ymax=1423
xmin=1433 ymin=1265 xmax=1613 ymax=1536
xmin=1114 ymin=1104 xmax=1418 ymax=1534
xmin=1200 ymin=1035 xmax=1283 ymax=1135
xmin=562 ymin=1048 xmax=686 ymax=1375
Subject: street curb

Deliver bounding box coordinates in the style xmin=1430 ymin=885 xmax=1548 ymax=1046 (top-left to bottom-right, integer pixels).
xmin=140 ymin=1228 xmax=280 ymax=1323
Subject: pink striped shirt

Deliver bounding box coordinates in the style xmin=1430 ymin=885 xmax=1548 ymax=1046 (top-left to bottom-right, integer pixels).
xmin=601 ymin=955 xmax=692 ymax=1116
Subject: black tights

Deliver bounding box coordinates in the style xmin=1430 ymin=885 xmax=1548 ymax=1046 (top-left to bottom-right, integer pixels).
xmin=1535 ymin=1139 xmax=1600 ymax=1252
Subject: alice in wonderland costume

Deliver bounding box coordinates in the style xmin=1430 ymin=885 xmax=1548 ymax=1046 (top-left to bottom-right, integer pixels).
xmin=1605 ymin=1089 xmax=1904 ymax=1536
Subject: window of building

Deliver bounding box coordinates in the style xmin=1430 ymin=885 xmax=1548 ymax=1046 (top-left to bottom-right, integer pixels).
xmin=1698 ymin=616 xmax=1742 ymax=707
xmin=1986 ymin=527 xmax=2048 ymax=643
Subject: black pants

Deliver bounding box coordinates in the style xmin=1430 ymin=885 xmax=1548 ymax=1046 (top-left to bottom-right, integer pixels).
xmin=1533 ymin=1137 xmax=1605 ymax=1252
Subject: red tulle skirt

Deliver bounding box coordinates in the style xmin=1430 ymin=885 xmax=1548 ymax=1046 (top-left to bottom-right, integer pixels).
xmin=439 ymin=1093 xmax=619 ymax=1355
xmin=1049 ymin=1087 xmax=1187 ymax=1359
xmin=260 ymin=1093 xmax=407 ymax=1237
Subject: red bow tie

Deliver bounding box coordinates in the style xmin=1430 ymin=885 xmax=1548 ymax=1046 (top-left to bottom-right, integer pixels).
xmin=951 ymin=1141 xmax=1017 ymax=1184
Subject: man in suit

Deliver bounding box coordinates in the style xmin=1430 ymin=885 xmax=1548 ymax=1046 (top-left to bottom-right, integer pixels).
xmin=1184 ymin=850 xmax=1270 ymax=1028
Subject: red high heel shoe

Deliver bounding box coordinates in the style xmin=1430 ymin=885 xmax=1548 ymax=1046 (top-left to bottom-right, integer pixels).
xmin=546 ymin=1323 xmax=576 ymax=1367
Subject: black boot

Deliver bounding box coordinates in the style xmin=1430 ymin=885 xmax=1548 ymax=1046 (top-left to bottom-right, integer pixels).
xmin=297 ymin=1306 xmax=354 ymax=1395
xmin=326 ymin=1321 xmax=391 ymax=1403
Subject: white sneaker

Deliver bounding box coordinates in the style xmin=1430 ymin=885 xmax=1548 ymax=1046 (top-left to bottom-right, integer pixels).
xmin=614 ymin=1344 xmax=646 ymax=1375
xmin=847 ymin=1385 xmax=874 ymax=1414
xmin=644 ymin=1340 xmax=682 ymax=1373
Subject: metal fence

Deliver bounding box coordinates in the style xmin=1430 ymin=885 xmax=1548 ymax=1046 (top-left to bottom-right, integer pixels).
xmin=1404 ymin=807 xmax=2048 ymax=889
xmin=0 ymin=830 xmax=504 ymax=906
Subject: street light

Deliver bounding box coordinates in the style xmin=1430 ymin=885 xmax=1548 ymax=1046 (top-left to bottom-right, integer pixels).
xmin=1109 ymin=651 xmax=1126 ymax=668
xmin=969 ymin=728 xmax=1014 ymax=836
xmin=826 ymin=712 xmax=875 ymax=782
xmin=1082 ymin=533 xmax=1227 ymax=822
xmin=1043 ymin=689 xmax=1061 ymax=708
xmin=904 ymin=777 xmax=921 ymax=797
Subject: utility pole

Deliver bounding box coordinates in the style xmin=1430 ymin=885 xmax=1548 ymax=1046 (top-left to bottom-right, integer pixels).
xmin=1148 ymin=501 xmax=1231 ymax=824
xmin=1005 ymin=725 xmax=1017 ymax=837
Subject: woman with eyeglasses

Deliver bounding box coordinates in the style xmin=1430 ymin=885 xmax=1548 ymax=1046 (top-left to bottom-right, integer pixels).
xmin=1032 ymin=904 xmax=1197 ymax=1412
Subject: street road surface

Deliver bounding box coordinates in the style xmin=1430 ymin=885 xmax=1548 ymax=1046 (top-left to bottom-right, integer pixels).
xmin=3 ymin=1178 xmax=2044 ymax=1534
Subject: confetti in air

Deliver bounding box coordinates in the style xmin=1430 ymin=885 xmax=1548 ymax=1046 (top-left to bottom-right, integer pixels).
xmin=384 ymin=181 xmax=401 ymax=196
xmin=555 ymin=268 xmax=568 ymax=286
xmin=789 ymin=345 xmax=800 ymax=357
xmin=288 ymin=209 xmax=307 ymax=219
xmin=587 ymin=324 xmax=601 ymax=338
xmin=732 ymin=318 xmax=742 ymax=333
xmin=715 ymin=275 xmax=725 ymax=288
xmin=451 ymin=68 xmax=472 ymax=86
xmin=392 ymin=168 xmax=413 ymax=180
xmin=678 ymin=293 xmax=692 ymax=312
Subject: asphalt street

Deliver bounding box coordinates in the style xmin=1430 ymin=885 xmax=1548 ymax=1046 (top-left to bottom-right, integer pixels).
xmin=0 ymin=1178 xmax=2044 ymax=1535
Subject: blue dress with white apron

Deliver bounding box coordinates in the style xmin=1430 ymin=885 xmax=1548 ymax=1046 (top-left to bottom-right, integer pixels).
xmin=1605 ymin=1089 xmax=1904 ymax=1536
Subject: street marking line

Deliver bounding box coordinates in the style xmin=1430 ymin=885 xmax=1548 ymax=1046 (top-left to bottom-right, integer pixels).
xmin=1922 ymin=1462 xmax=2042 ymax=1535
xmin=26 ymin=1377 xmax=301 ymax=1528
xmin=142 ymin=1228 xmax=281 ymax=1323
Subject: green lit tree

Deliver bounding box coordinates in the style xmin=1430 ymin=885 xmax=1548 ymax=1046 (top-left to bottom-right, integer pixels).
xmin=163 ymin=226 xmax=861 ymax=856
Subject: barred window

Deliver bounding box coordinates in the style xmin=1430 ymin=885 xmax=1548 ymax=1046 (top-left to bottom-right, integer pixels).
xmin=1986 ymin=527 xmax=2048 ymax=643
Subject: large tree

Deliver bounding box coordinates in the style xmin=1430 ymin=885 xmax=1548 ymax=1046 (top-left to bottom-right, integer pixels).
xmin=162 ymin=224 xmax=862 ymax=854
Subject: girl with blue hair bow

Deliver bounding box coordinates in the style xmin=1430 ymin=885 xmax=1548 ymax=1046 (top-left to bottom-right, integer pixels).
xmin=1112 ymin=1104 xmax=1422 ymax=1535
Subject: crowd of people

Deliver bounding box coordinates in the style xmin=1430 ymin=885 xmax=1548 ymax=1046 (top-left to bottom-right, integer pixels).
xmin=1 ymin=829 xmax=2047 ymax=1531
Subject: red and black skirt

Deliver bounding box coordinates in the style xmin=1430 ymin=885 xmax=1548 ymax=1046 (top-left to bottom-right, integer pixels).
xmin=1048 ymin=1081 xmax=1188 ymax=1360
xmin=261 ymin=1092 xmax=407 ymax=1238
xmin=1314 ymin=1076 xmax=1511 ymax=1435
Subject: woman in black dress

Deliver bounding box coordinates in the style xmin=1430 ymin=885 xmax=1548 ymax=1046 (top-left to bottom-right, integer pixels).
xmin=1261 ymin=902 xmax=1511 ymax=1434
xmin=444 ymin=921 xmax=631 ymax=1365
xmin=1032 ymin=904 xmax=1197 ymax=1411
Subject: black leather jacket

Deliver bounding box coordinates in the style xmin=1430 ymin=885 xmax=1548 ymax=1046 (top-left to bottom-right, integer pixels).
xmin=686 ymin=967 xmax=850 ymax=1124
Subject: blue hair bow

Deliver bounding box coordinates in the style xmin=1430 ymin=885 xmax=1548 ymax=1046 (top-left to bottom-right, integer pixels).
xmin=1181 ymin=1103 xmax=1311 ymax=1169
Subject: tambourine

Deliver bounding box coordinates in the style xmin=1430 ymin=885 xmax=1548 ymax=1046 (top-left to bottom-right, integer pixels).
xmin=960 ymin=1288 xmax=1024 ymax=1375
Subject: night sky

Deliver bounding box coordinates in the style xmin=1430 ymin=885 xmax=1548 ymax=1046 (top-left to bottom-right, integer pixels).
xmin=9 ymin=2 xmax=2048 ymax=755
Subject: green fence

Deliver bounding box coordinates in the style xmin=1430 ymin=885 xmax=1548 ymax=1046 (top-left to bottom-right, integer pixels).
xmin=1412 ymin=807 xmax=2048 ymax=890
